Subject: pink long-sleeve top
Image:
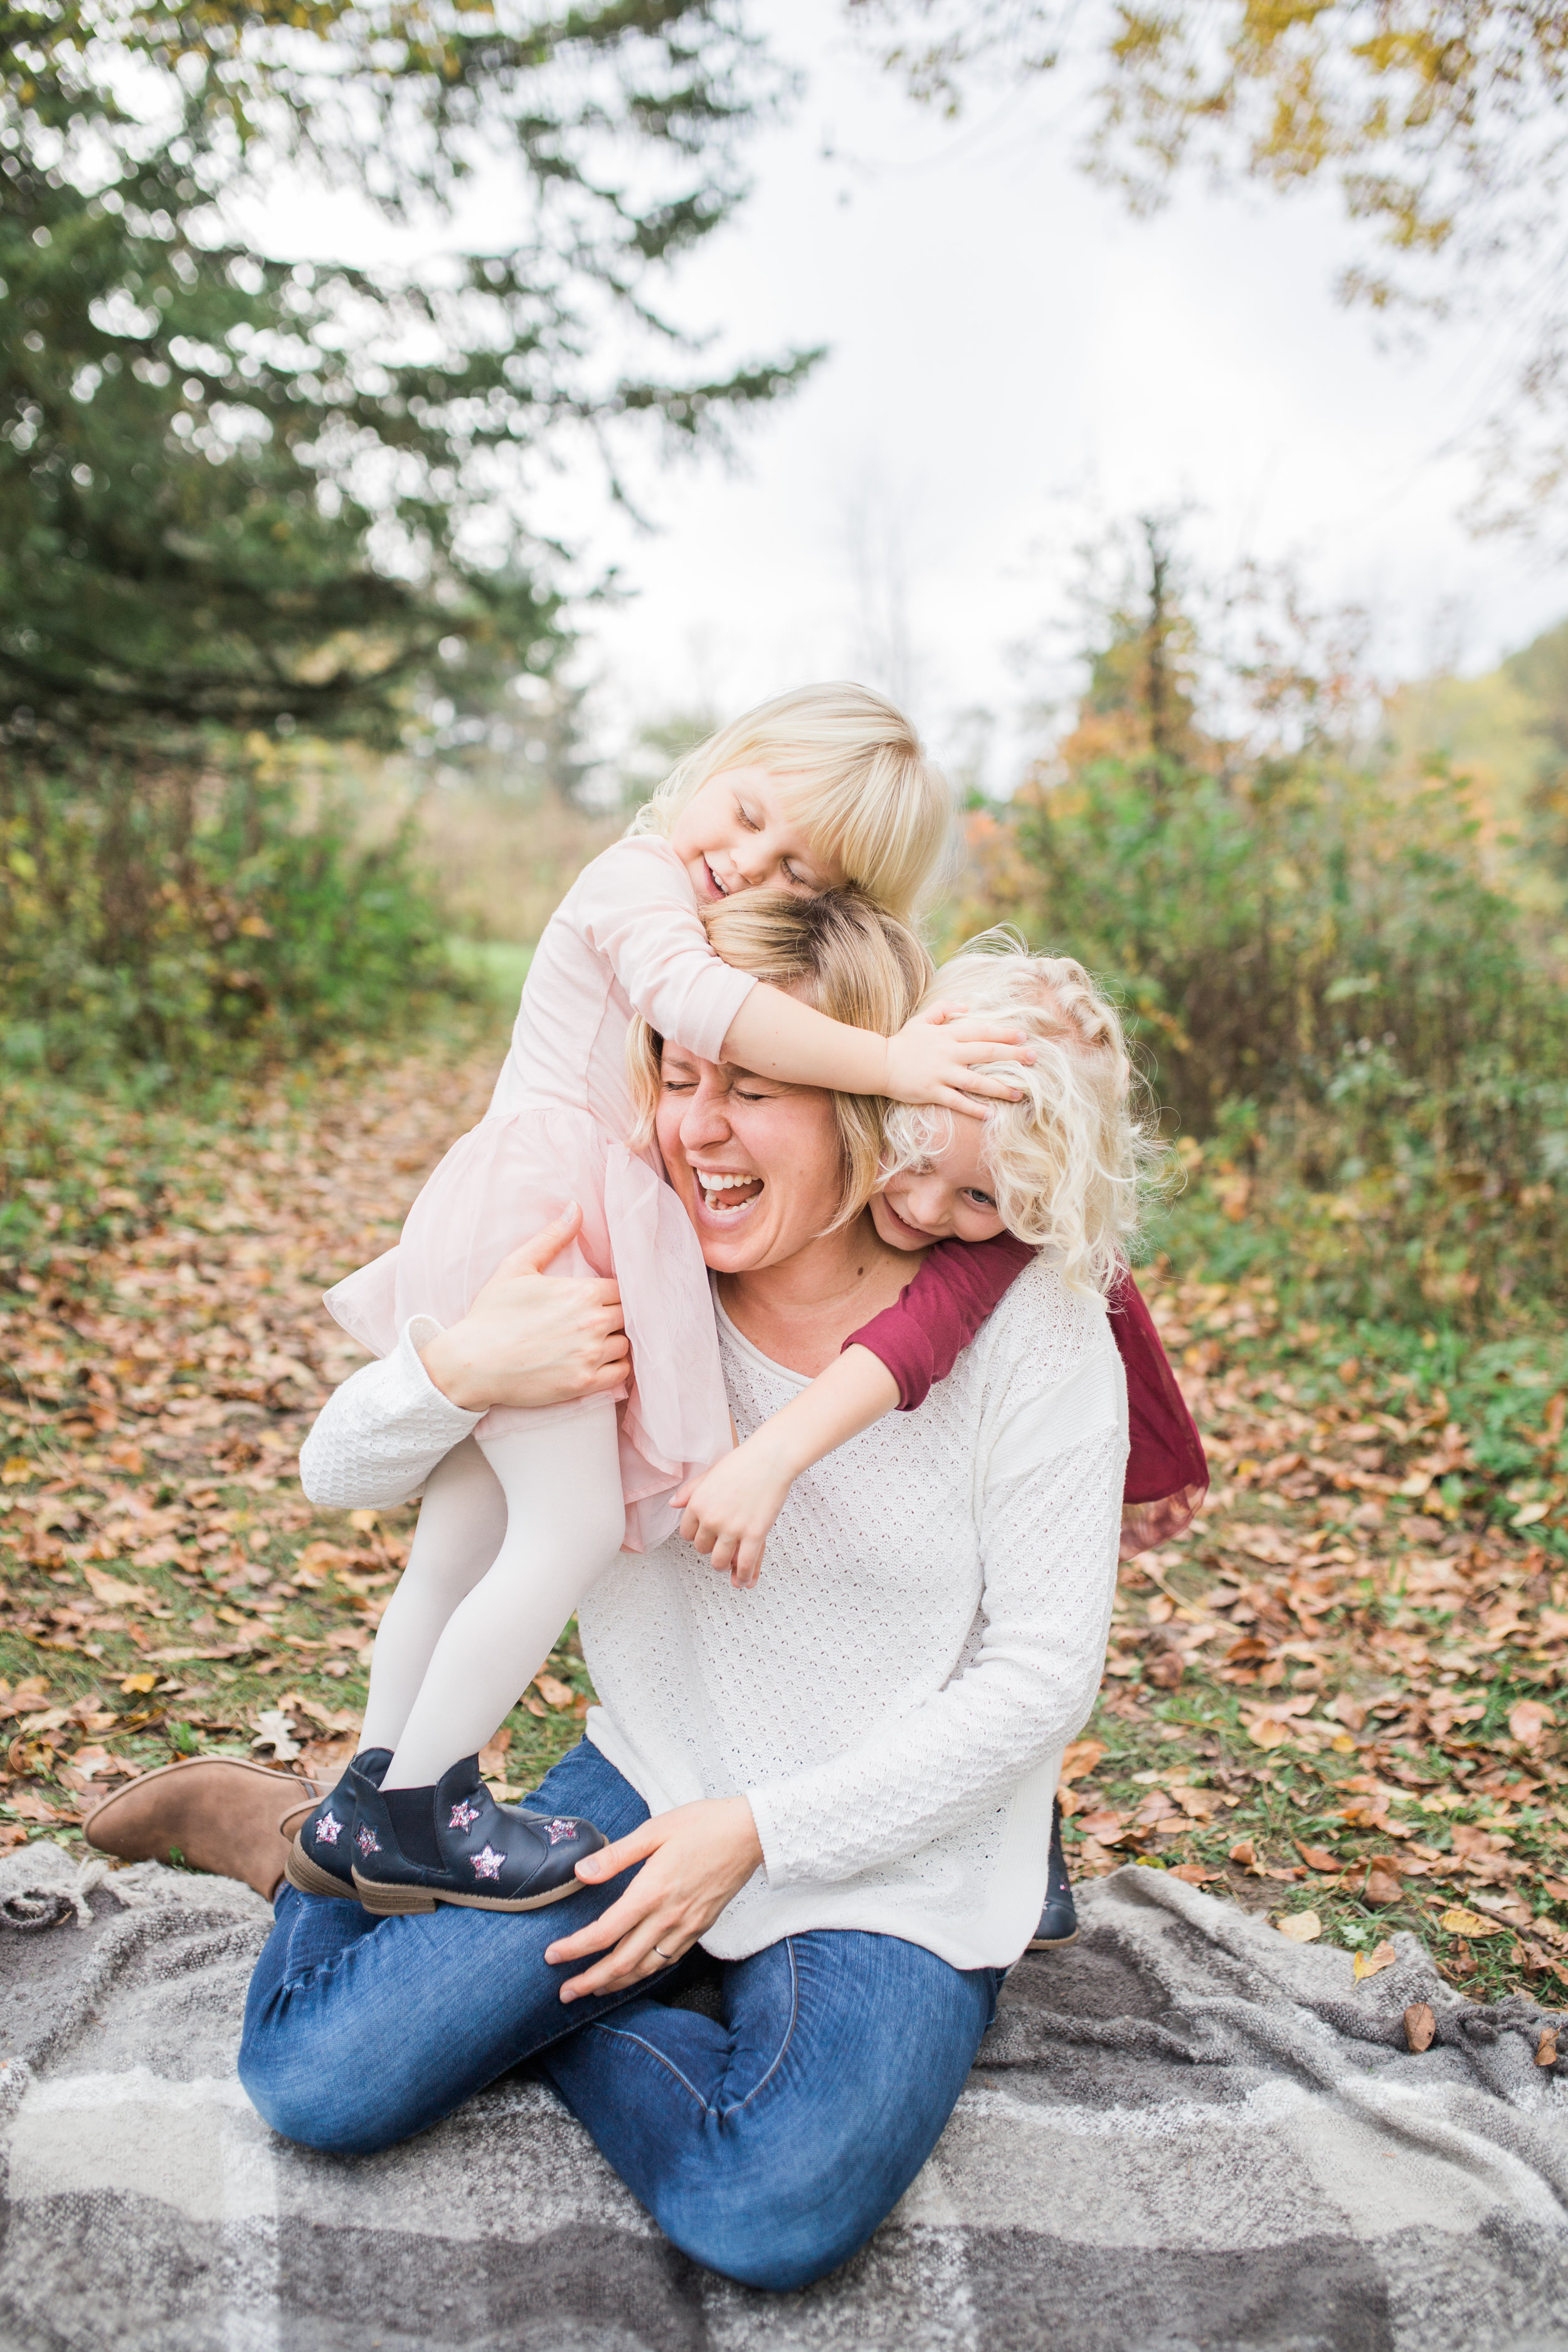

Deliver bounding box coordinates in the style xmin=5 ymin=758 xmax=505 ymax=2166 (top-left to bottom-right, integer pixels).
xmin=488 ymin=834 xmax=759 ymax=1150
xmin=847 ymin=1236 xmax=1208 ymax=1555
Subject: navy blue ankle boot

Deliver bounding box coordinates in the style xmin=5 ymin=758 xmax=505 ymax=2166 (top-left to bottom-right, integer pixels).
xmin=285 ymin=1748 xmax=393 ymax=1901
xmin=1027 ymin=1798 xmax=1079 ymax=1950
xmin=349 ymin=1756 xmax=607 ymax=1915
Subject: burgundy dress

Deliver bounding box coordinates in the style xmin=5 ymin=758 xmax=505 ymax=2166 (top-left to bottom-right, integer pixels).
xmin=845 ymin=1234 xmax=1207 ymax=1561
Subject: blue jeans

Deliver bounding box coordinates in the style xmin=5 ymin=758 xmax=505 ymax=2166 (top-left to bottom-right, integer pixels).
xmin=240 ymin=1740 xmax=1000 ymax=2291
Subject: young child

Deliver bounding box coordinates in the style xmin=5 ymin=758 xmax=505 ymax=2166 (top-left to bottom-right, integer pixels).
xmin=674 ymin=930 xmax=1207 ymax=1952
xmin=676 ymin=931 xmax=1207 ymax=1582
xmin=289 ymin=683 xmax=1035 ymax=1915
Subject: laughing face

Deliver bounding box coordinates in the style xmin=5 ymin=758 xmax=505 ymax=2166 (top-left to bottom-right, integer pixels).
xmin=871 ymin=1115 xmax=1009 ymax=1252
xmin=666 ymin=765 xmax=845 ymax=908
xmin=654 ymin=1042 xmax=851 ymax=1273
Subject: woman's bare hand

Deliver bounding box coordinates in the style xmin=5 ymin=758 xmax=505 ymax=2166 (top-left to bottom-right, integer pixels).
xmin=546 ymin=1796 xmax=763 ymax=2001
xmin=419 ymin=1205 xmax=628 ymax=1413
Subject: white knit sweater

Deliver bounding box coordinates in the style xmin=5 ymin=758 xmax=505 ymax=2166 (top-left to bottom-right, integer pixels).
xmin=298 ymin=1256 xmax=1127 ymax=1971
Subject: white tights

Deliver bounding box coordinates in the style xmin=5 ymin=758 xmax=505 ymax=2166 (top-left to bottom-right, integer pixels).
xmin=358 ymin=1401 xmax=625 ymax=1791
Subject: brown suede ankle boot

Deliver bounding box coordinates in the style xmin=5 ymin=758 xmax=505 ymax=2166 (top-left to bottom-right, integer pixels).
xmin=84 ymin=1757 xmax=326 ymax=1900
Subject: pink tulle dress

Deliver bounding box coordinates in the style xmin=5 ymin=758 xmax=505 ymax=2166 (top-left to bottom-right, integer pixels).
xmin=324 ymin=834 xmax=756 ymax=1552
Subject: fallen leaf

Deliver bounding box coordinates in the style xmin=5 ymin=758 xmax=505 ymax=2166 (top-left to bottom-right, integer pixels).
xmin=1276 ymin=1910 xmax=1322 ymax=1943
xmin=83 ymin=1565 xmax=153 ymax=1608
xmin=1297 ymin=1844 xmax=1341 ymax=1873
xmin=1246 ymin=1716 xmax=1292 ymax=1750
xmin=533 ymin=1673 xmax=575 ymax=1712
xmin=1365 ymin=1862 xmax=1404 ymax=1905
xmin=1537 ymin=2028 xmax=1559 ymax=2068
xmin=1060 ymin=1738 xmax=1106 ymax=1782
xmin=479 ymin=1727 xmax=514 ymax=1780
xmin=6 ymin=1792 xmax=62 ymax=1823
xmin=1 ymin=1458 xmax=36 ymax=1485
xmin=1404 ymin=2003 xmax=1436 ymax=2052
xmin=1441 ymin=1907 xmax=1507 ymax=1939
xmin=1512 ymin=1500 xmax=1552 ymax=1528
xmin=1171 ymin=1862 xmax=1220 ymax=1885
xmin=250 ymin=1709 xmax=301 ymax=1763
xmin=1508 ymin=1699 xmax=1555 ymax=1750
xmin=1353 ymin=1941 xmax=1398 ymax=1981
xmin=1229 ymin=1840 xmax=1259 ymax=1872
xmin=1078 ymin=1808 xmax=1126 ymax=1842
xmin=119 ymin=1672 xmax=157 ymax=1695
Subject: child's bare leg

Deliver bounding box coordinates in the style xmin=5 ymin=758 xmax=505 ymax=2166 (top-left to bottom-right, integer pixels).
xmin=358 ymin=1438 xmax=507 ymax=1753
xmin=381 ymin=1399 xmax=624 ymax=1791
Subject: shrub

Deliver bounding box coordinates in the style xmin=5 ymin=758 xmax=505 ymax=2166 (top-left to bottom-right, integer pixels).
xmin=0 ymin=743 xmax=461 ymax=1085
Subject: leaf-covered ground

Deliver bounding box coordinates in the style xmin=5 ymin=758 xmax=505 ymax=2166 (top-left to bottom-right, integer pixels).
xmin=1 ymin=1025 xmax=1565 ymax=2005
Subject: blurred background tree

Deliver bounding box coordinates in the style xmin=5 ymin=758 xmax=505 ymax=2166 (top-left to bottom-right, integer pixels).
xmin=0 ymin=0 xmax=812 ymax=1076
xmin=945 ymin=515 xmax=1568 ymax=1329
xmin=847 ymin=0 xmax=1568 ymax=541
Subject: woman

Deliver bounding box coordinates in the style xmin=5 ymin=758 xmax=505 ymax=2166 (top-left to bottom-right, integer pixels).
xmin=237 ymin=889 xmax=1128 ymax=2292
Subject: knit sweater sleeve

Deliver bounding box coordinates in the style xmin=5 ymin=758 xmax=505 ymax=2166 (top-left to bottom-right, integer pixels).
xmin=745 ymin=1281 xmax=1126 ymax=1889
xmin=297 ymin=1317 xmax=480 ymax=1509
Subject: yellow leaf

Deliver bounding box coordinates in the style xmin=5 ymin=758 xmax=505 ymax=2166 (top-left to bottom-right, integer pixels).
xmin=1353 ymin=1941 xmax=1398 ymax=1980
xmin=1 ymin=1458 xmax=36 ymax=1485
xmin=1441 ymin=1907 xmax=1505 ymax=1938
xmin=1512 ymin=1500 xmax=1551 ymax=1528
xmin=1276 ymin=1910 xmax=1322 ymax=1943
xmin=349 ymin=1510 xmax=378 ymax=1533
xmin=119 ymin=1673 xmax=157 ymax=1694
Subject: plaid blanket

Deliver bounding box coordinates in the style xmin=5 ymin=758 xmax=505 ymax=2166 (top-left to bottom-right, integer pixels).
xmin=3 ymin=1839 xmax=1566 ymax=2350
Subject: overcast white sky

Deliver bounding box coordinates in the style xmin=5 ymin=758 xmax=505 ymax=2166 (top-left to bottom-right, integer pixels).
xmin=272 ymin=0 xmax=1568 ymax=790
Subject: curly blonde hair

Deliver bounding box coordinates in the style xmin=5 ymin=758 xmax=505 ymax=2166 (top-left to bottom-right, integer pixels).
xmin=881 ymin=930 xmax=1163 ymax=1294
xmin=627 ymin=889 xmax=933 ymax=1232
xmin=626 ymin=682 xmax=955 ymax=925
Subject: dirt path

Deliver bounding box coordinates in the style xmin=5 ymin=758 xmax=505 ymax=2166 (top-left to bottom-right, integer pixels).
xmin=1 ymin=1028 xmax=1564 ymax=2006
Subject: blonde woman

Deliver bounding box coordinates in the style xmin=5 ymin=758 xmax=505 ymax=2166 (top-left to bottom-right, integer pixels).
xmin=287 ymin=686 xmax=1032 ymax=1914
xmin=240 ymin=889 xmax=1129 ymax=2290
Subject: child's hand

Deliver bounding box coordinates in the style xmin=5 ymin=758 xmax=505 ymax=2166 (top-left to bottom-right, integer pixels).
xmin=672 ymin=1438 xmax=795 ymax=1587
xmin=884 ymin=1002 xmax=1034 ymax=1118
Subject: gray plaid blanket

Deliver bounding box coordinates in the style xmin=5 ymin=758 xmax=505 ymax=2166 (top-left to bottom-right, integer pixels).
xmin=3 ymin=1839 xmax=1566 ymax=2350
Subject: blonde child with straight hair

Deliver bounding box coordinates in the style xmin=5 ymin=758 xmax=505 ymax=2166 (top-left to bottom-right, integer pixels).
xmin=287 ymin=683 xmax=1034 ymax=1915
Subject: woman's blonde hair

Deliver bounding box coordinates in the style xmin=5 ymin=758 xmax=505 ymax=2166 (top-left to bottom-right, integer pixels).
xmin=627 ymin=682 xmax=955 ymax=925
xmin=627 ymin=889 xmax=932 ymax=1232
xmin=882 ymin=929 xmax=1162 ymax=1295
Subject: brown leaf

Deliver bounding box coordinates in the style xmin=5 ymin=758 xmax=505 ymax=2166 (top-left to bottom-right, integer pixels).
xmin=1404 ymin=2003 xmax=1436 ymax=2052
xmin=1059 ymin=1738 xmax=1106 ymax=1783
xmin=1229 ymin=1840 xmax=1259 ymax=1872
xmin=1171 ymin=1862 xmax=1221 ymax=1884
xmin=1364 ymin=1862 xmax=1404 ymax=1906
xmin=1296 ymin=1844 xmax=1341 ymax=1873
xmin=1537 ymin=2028 xmax=1559 ymax=2068
xmin=1508 ymin=1700 xmax=1555 ymax=1750
xmin=532 ymin=1673 xmax=575 ymax=1712
xmin=6 ymin=1791 xmax=63 ymax=1823
xmin=1078 ymin=1808 xmax=1126 ymax=1843
xmin=1330 ymin=1694 xmax=1367 ymax=1732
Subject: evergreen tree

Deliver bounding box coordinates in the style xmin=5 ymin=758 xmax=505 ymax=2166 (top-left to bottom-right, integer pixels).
xmin=0 ymin=2 xmax=815 ymax=750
